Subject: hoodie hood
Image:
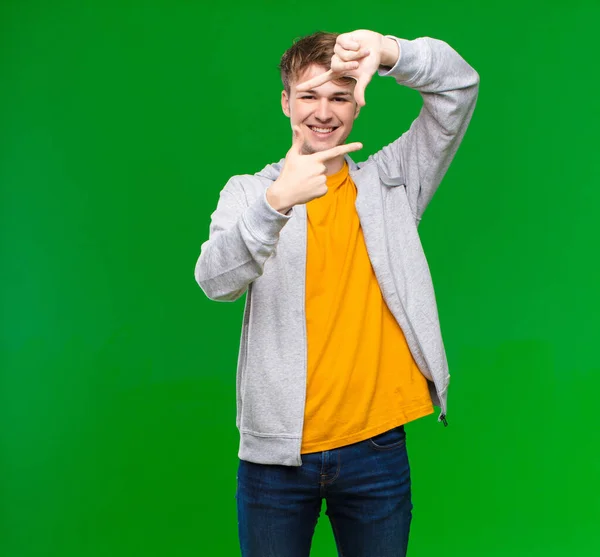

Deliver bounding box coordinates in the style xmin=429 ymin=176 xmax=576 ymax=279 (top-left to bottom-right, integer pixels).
xmin=255 ymin=153 xmax=361 ymax=181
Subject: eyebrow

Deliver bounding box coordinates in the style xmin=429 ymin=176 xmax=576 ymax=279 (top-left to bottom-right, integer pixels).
xmin=297 ymin=90 xmax=352 ymax=96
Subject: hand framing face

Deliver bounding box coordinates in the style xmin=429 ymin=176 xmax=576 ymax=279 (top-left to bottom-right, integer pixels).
xmin=295 ymin=30 xmax=385 ymax=107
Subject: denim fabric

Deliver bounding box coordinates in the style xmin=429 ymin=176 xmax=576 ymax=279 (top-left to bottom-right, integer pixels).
xmin=236 ymin=425 xmax=413 ymax=557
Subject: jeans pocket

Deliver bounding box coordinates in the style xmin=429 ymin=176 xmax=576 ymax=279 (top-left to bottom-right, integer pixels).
xmin=367 ymin=425 xmax=406 ymax=450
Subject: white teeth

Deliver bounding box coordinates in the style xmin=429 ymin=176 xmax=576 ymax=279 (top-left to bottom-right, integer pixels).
xmin=310 ymin=126 xmax=335 ymax=133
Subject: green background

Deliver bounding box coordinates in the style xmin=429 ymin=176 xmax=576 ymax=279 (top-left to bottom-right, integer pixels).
xmin=2 ymin=0 xmax=599 ymax=555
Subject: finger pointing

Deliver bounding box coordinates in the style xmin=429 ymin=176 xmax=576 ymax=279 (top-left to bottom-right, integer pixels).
xmin=314 ymin=141 xmax=363 ymax=162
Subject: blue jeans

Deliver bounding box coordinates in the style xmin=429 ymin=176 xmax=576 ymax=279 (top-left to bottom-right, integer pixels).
xmin=236 ymin=425 xmax=412 ymax=557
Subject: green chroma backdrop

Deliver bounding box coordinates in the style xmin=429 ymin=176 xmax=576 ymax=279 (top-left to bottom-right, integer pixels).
xmin=1 ymin=0 xmax=599 ymax=555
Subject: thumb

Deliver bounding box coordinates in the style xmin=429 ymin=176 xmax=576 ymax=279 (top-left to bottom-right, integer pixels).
xmin=291 ymin=124 xmax=305 ymax=154
xmin=354 ymin=75 xmax=372 ymax=107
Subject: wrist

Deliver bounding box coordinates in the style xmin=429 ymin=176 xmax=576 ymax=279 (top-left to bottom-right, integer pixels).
xmin=266 ymin=184 xmax=292 ymax=214
xmin=380 ymin=36 xmax=400 ymax=68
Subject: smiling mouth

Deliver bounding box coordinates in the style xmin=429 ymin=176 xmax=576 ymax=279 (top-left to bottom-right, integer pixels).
xmin=307 ymin=125 xmax=339 ymax=136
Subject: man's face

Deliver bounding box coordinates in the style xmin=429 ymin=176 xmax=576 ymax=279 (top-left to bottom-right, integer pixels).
xmin=281 ymin=64 xmax=360 ymax=155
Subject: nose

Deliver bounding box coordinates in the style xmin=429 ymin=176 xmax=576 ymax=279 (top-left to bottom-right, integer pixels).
xmin=315 ymin=97 xmax=334 ymax=123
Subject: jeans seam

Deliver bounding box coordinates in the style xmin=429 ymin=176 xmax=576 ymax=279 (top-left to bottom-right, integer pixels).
xmin=329 ymin=513 xmax=346 ymax=557
xmin=368 ymin=438 xmax=406 ymax=451
xmin=368 ymin=427 xmax=407 ymax=451
xmin=320 ymin=450 xmax=341 ymax=486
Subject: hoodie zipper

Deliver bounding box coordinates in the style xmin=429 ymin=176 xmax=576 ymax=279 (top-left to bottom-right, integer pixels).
xmin=402 ymin=310 xmax=449 ymax=427
xmin=372 ymin=176 xmax=449 ymax=427
xmin=370 ymin=190 xmax=449 ymax=427
xmin=352 ymin=164 xmax=450 ymax=426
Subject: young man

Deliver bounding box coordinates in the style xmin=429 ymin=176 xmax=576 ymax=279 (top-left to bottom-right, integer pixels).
xmin=195 ymin=28 xmax=479 ymax=557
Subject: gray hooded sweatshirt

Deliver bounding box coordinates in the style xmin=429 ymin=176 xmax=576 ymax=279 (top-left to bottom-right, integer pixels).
xmin=195 ymin=35 xmax=480 ymax=466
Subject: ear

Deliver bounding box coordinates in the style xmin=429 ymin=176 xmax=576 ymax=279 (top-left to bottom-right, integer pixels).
xmin=281 ymin=90 xmax=291 ymax=118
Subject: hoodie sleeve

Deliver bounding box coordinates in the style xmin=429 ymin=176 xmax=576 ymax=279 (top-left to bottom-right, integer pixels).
xmin=194 ymin=177 xmax=293 ymax=301
xmin=368 ymin=36 xmax=480 ymax=222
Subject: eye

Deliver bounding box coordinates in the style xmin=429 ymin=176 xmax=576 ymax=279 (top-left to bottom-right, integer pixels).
xmin=299 ymin=95 xmax=347 ymax=102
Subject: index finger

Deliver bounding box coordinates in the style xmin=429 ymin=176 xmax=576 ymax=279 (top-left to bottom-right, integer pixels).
xmin=313 ymin=141 xmax=363 ymax=162
xmin=295 ymin=68 xmax=334 ymax=92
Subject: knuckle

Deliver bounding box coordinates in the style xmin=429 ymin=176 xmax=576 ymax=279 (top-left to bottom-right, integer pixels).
xmin=338 ymin=33 xmax=351 ymax=46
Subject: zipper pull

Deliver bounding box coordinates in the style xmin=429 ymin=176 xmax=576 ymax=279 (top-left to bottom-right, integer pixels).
xmin=440 ymin=413 xmax=448 ymax=427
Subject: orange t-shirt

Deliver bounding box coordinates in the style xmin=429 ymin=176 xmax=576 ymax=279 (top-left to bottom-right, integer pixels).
xmin=300 ymin=160 xmax=434 ymax=454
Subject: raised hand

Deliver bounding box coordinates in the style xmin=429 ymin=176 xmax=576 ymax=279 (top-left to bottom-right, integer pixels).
xmin=266 ymin=125 xmax=363 ymax=212
xmin=295 ymin=30 xmax=386 ymax=107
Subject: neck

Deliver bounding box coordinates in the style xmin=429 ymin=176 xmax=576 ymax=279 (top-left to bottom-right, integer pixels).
xmin=324 ymin=156 xmax=344 ymax=176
